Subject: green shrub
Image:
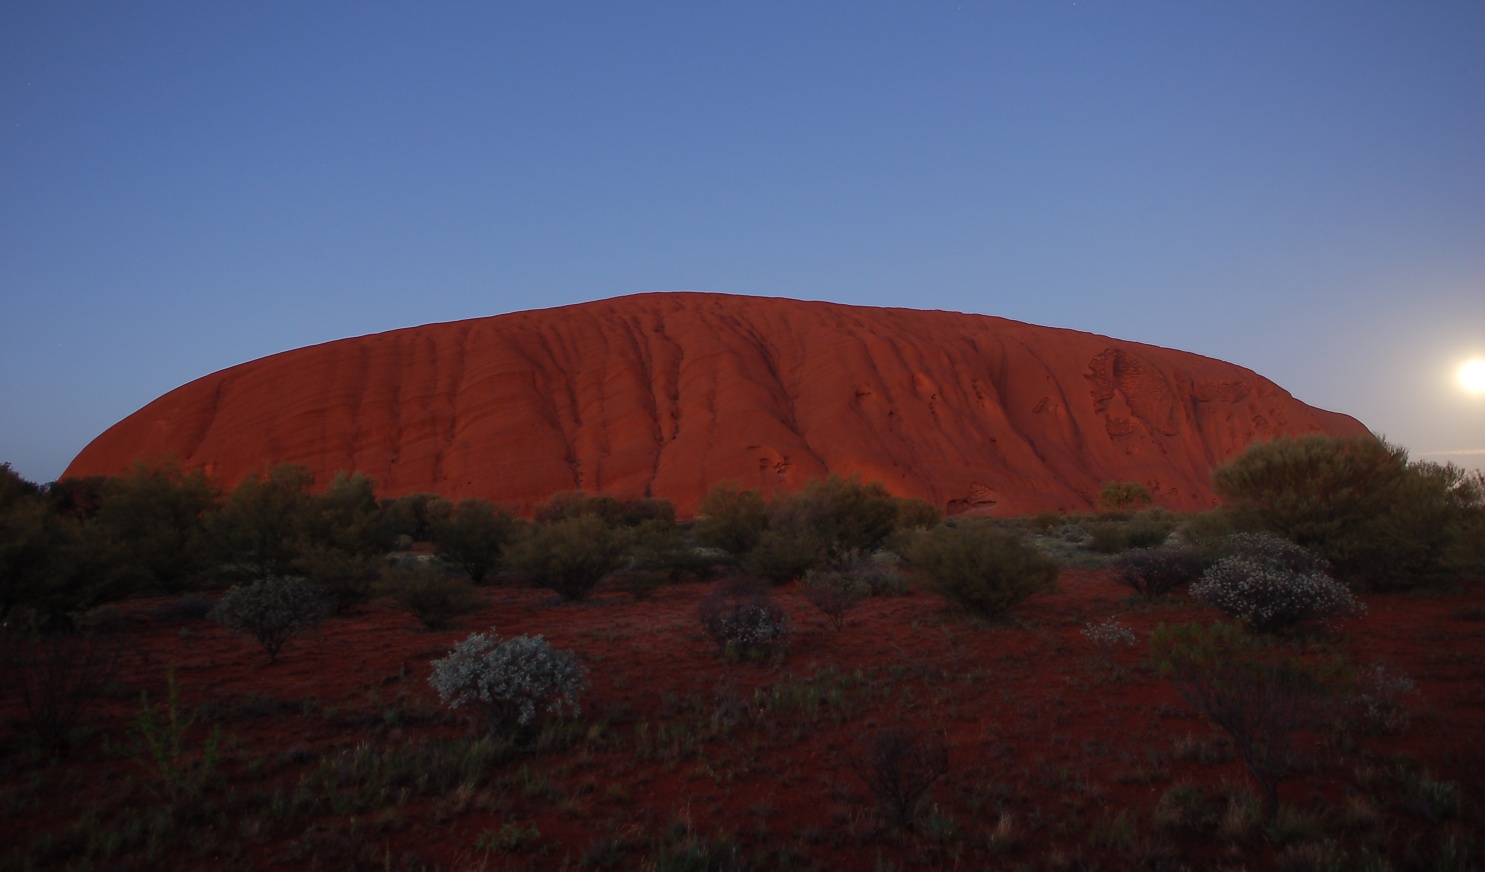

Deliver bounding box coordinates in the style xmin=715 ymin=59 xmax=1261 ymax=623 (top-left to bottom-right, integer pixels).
xmin=302 ymin=471 xmax=393 ymax=556
xmin=1150 ymin=622 xmax=1350 ymax=817
xmin=380 ymin=493 xmax=451 ymax=544
xmin=376 ymin=565 xmax=486 ymax=630
xmin=693 ymin=484 xmax=769 ymax=555
xmin=894 ymin=497 xmax=943 ymax=531
xmin=745 ymin=525 xmax=829 ymax=585
xmin=905 ymin=522 xmax=1058 ymax=620
xmin=533 ymin=491 xmax=675 ymax=528
xmin=92 ymin=458 xmax=219 ymax=593
xmin=782 ymin=474 xmax=900 ymax=559
xmin=291 ymin=545 xmax=382 ymax=614
xmin=628 ymin=519 xmax=725 ymax=584
xmin=209 ymin=576 xmax=331 ymax=662
xmin=1213 ymin=434 xmax=1484 ymax=591
xmin=1086 ymin=520 xmax=1129 ymax=554
xmin=205 ymin=464 xmax=316 ymax=578
xmin=506 ymin=515 xmax=628 ymax=601
xmin=1126 ymin=508 xmax=1178 ymax=548
xmin=432 ymin=499 xmax=517 ymax=583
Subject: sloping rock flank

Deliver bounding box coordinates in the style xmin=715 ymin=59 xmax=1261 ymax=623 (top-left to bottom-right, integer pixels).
xmin=65 ymin=293 xmax=1368 ymax=515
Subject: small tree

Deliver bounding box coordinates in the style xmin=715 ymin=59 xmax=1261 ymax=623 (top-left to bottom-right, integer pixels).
xmin=506 ymin=515 xmax=627 ymax=601
xmin=209 ymin=576 xmax=330 ymax=663
xmin=801 ymin=564 xmax=871 ymax=630
xmin=206 ymin=465 xmax=315 ymax=577
xmin=1150 ymin=622 xmax=1348 ymax=818
xmin=851 ymin=728 xmax=950 ymax=830
xmin=93 ymin=457 xmax=219 ymax=593
xmin=428 ymin=630 xmax=586 ymax=735
xmin=1099 ymin=481 xmax=1154 ymax=512
xmin=905 ymin=522 xmax=1058 ymax=621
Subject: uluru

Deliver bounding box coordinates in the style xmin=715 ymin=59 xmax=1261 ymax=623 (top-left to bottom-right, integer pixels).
xmin=64 ymin=292 xmax=1366 ymax=515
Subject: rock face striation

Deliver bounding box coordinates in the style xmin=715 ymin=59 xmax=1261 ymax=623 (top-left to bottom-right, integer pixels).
xmin=65 ymin=292 xmax=1367 ymax=515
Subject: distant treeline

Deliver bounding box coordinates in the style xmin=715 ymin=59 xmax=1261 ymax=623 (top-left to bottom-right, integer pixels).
xmin=0 ymin=460 xmax=940 ymax=631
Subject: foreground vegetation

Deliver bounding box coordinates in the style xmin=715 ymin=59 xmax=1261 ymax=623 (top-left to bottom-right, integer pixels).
xmin=1 ymin=434 xmax=1483 ymax=870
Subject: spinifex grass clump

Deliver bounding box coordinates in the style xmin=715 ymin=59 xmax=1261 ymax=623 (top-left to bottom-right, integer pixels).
xmin=1190 ymin=534 xmax=1362 ymax=633
xmin=209 ymin=576 xmax=331 ymax=663
xmin=428 ymin=629 xmax=586 ymax=736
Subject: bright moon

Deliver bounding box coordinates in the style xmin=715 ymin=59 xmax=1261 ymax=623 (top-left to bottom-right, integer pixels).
xmin=1460 ymin=359 xmax=1485 ymax=394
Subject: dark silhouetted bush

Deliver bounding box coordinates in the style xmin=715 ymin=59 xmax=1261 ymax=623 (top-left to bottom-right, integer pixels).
xmin=1 ymin=627 xmax=123 ymax=754
xmin=1112 ymin=546 xmax=1209 ymax=599
xmin=851 ymin=727 xmax=950 ymax=830
xmin=905 ymin=522 xmax=1058 ymax=620
xmin=381 ymin=493 xmax=452 ymax=544
xmin=698 ymin=581 xmax=791 ymax=662
xmin=432 ymin=498 xmax=517 ymax=583
xmin=801 ymin=564 xmax=871 ymax=630
xmin=376 ymin=565 xmax=486 ymax=630
xmin=1150 ymin=622 xmax=1349 ymax=818
xmin=93 ymin=457 xmax=219 ymax=593
xmin=292 ymin=545 xmax=383 ymax=614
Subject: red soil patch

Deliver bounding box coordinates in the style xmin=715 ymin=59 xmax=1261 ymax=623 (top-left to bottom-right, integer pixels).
xmin=4 ymin=570 xmax=1484 ymax=870
xmin=63 ymin=292 xmax=1365 ymax=516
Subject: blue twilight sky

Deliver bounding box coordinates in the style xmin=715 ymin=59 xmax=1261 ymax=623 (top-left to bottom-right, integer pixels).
xmin=2 ymin=2 xmax=1483 ymax=484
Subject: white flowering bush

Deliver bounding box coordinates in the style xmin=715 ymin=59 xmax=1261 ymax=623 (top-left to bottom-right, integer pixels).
xmin=428 ymin=630 xmax=586 ymax=734
xmin=698 ymin=583 xmax=792 ymax=662
xmin=1189 ymin=534 xmax=1363 ymax=633
xmin=209 ymin=576 xmax=331 ymax=663
xmin=1081 ymin=616 xmax=1137 ymax=655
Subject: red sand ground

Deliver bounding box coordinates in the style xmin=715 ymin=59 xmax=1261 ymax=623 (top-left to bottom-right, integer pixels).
xmin=64 ymin=293 xmax=1365 ymax=516
xmin=4 ymin=568 xmax=1483 ymax=870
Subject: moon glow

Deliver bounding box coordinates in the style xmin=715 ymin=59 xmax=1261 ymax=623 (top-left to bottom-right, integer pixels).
xmin=1460 ymin=359 xmax=1485 ymax=395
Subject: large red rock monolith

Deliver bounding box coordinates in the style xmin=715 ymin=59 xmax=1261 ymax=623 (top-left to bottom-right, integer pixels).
xmin=65 ymin=292 xmax=1367 ymax=515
